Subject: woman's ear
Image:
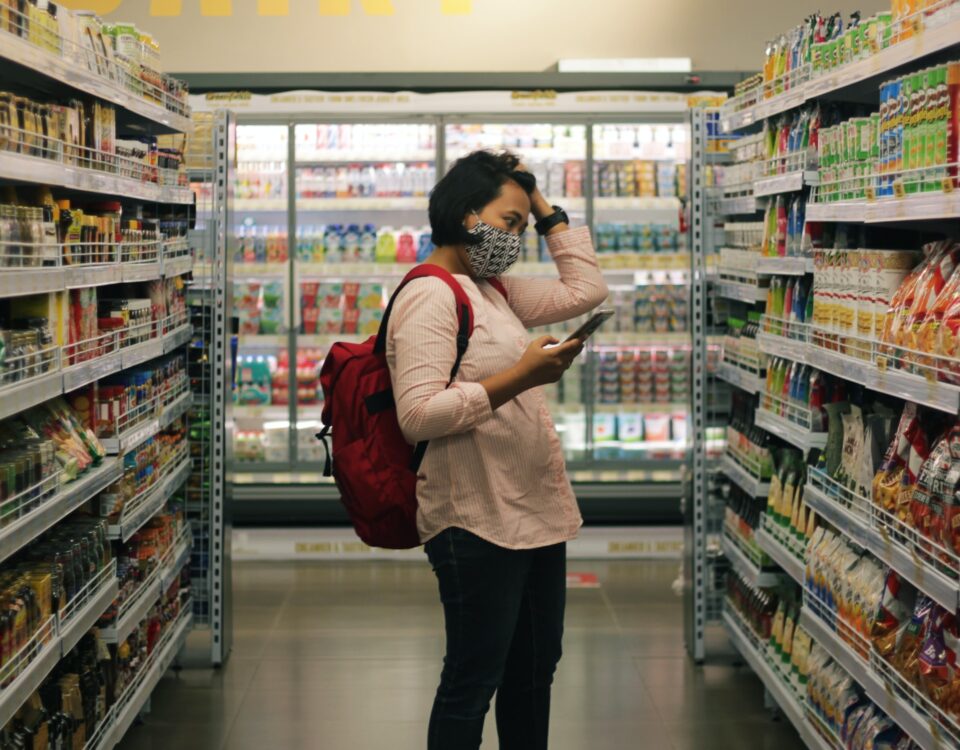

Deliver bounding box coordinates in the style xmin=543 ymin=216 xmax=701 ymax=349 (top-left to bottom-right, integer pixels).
xmin=463 ymin=211 xmax=479 ymax=230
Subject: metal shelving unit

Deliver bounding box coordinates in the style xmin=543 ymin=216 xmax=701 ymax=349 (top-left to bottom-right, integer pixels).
xmin=699 ymin=8 xmax=960 ymax=748
xmin=0 ymin=15 xmax=225 ymax=744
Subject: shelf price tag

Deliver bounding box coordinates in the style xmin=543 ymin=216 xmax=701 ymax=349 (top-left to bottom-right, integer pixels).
xmin=943 ymin=177 xmax=955 ymax=194
xmin=864 ymin=185 xmax=877 ymax=202
xmin=893 ymin=180 xmax=906 ymax=199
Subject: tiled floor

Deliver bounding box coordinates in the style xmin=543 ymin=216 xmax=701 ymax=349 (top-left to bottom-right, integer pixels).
xmin=118 ymin=559 xmax=806 ymax=750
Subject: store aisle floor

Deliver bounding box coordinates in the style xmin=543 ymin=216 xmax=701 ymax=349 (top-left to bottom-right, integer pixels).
xmin=118 ymin=559 xmax=804 ymax=750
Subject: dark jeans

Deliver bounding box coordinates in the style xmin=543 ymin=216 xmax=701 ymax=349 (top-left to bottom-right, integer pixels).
xmin=424 ymin=527 xmax=566 ymax=750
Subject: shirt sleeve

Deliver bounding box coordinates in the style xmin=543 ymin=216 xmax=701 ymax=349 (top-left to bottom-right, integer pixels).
xmin=387 ymin=278 xmax=494 ymax=445
xmin=499 ymin=225 xmax=609 ymax=328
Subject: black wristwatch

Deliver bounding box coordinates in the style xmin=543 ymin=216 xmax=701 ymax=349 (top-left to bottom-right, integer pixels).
xmin=534 ymin=205 xmax=569 ymax=236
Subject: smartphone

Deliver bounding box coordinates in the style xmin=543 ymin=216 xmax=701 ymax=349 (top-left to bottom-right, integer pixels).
xmin=564 ymin=309 xmax=614 ymax=343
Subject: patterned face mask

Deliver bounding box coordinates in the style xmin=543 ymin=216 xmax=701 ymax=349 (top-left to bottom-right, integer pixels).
xmin=464 ymin=214 xmax=523 ymax=278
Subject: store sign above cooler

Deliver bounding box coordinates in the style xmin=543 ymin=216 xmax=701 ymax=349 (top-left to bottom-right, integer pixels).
xmin=190 ymin=89 xmax=699 ymax=116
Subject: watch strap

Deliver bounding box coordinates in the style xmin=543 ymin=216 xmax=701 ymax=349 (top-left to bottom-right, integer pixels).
xmin=534 ymin=206 xmax=568 ymax=236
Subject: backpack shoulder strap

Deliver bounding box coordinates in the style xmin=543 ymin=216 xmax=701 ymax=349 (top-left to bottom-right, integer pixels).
xmin=374 ymin=264 xmax=473 ymax=381
xmin=488 ymin=277 xmax=508 ymax=301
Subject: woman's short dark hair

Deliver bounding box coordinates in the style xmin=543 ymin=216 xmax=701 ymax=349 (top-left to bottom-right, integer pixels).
xmin=429 ymin=150 xmax=536 ymax=246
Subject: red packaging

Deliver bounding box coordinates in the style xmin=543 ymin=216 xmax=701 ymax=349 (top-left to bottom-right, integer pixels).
xmin=342 ymin=282 xmax=360 ymax=311
xmin=342 ymin=307 xmax=360 ymax=335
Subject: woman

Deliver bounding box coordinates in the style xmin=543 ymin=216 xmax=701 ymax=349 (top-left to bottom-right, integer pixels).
xmin=385 ymin=150 xmax=608 ymax=750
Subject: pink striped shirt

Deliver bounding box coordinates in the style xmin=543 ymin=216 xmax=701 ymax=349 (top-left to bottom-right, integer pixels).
xmin=385 ymin=226 xmax=609 ymax=549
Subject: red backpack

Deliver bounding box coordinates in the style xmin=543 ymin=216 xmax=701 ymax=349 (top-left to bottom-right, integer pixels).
xmin=317 ymin=265 xmax=506 ymax=549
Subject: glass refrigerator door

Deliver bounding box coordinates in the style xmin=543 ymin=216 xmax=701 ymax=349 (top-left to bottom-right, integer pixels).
xmin=231 ymin=124 xmax=292 ymax=468
xmin=444 ymin=122 xmax=588 ymax=462
xmin=588 ymin=122 xmax=692 ymax=475
xmin=293 ymin=121 xmax=437 ymax=463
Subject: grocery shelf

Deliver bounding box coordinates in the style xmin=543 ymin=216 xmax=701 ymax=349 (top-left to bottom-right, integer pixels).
xmin=721 ymin=16 xmax=960 ymax=135
xmin=755 ymin=520 xmax=804 ymax=586
xmin=121 ymin=261 xmax=163 ymax=283
xmin=802 ymin=480 xmax=875 ymax=549
xmin=159 ymin=391 xmax=194 ymax=429
xmin=102 ymin=416 xmax=160 ymax=455
xmin=297 ymin=149 xmax=435 ymax=164
xmin=754 ymin=407 xmax=827 ymax=452
xmin=715 ymin=195 xmax=759 ymax=215
xmin=753 ymin=170 xmax=819 ymax=198
xmin=721 ymin=607 xmax=806 ymax=735
xmin=0 ymin=152 xmax=193 ymax=205
xmin=0 ymin=268 xmax=66 ymax=298
xmin=756 ymin=331 xmax=810 ymax=363
xmin=754 ymin=257 xmax=814 ymax=276
xmin=864 ymin=190 xmax=960 ymax=223
xmin=0 ymin=370 xmax=64 ymax=421
xmin=96 ymin=607 xmax=193 ymax=750
xmin=121 ymin=337 xmax=164 ymax=370
xmin=720 ymin=532 xmax=782 ymax=589
xmin=58 ymin=561 xmax=119 ymax=657
xmin=800 ymin=603 xmax=954 ymax=750
xmin=233 ymin=263 xmax=288 ymax=279
xmin=0 ymin=458 xmax=122 ymax=566
xmin=807 ymin=344 xmax=960 ymax=415
xmin=101 ymin=525 xmax=192 ymax=645
xmin=720 ymin=452 xmax=770 ymax=497
xmin=107 ymin=455 xmax=192 ymax=542
xmin=0 ymin=31 xmax=192 ymax=136
xmin=0 ymin=618 xmax=59 ymax=729
xmin=805 ymin=199 xmax=867 ymax=223
xmin=593 ymin=196 xmax=680 ymax=212
xmin=804 ymin=476 xmax=960 ymax=612
xmin=234 ymin=404 xmax=291 ymax=421
xmin=716 ymin=361 xmax=764 ymax=394
xmin=64 ymin=264 xmax=124 ymax=289
xmin=798 ymin=605 xmax=880 ymax=704
xmin=714 ymin=278 xmax=767 ymax=303
xmin=163 ymin=324 xmax=195 ymax=354
xmin=62 ymin=351 xmax=123 ymax=393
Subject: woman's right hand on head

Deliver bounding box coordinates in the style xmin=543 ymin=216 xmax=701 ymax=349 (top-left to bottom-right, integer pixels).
xmin=515 ymin=335 xmax=583 ymax=388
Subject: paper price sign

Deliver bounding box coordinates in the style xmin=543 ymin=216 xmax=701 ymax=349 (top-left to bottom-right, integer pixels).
xmin=893 ymin=180 xmax=906 ymax=199
xmin=943 ymin=177 xmax=954 ymax=194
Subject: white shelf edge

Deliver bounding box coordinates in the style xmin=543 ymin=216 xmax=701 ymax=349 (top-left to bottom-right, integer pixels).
xmin=0 ymin=31 xmax=192 ymax=135
xmin=108 ymin=456 xmax=192 ymax=542
xmin=0 ymin=621 xmax=60 ymax=729
xmin=0 ymin=370 xmax=64 ymax=421
xmin=754 ymin=408 xmax=828 ymax=452
xmin=721 ymin=610 xmax=806 ymax=736
xmin=756 ymin=332 xmax=810 ymax=364
xmin=0 ymin=458 xmax=122 ymax=566
xmin=755 ymin=522 xmax=805 ymax=586
xmin=720 ymin=532 xmax=783 ymax=589
xmin=721 ymin=16 xmax=960 ymax=135
xmin=59 ymin=563 xmax=119 ymax=657
xmin=716 ymin=361 xmax=763 ymax=395
xmin=720 ymin=453 xmax=770 ymax=497
xmin=102 ymin=609 xmax=193 ymax=750
xmin=102 ymin=417 xmax=160 ymax=456
xmin=100 ymin=579 xmax=161 ymax=646
xmin=804 ymin=482 xmax=960 ymax=612
xmin=0 ymin=152 xmax=193 ymax=205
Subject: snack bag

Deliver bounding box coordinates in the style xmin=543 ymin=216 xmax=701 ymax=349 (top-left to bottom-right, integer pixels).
xmin=903 ymin=242 xmax=960 ymax=368
xmin=918 ymin=609 xmax=960 ymax=708
xmin=910 ymin=430 xmax=952 ymax=555
xmin=915 ymin=262 xmax=960 ymax=368
xmin=938 ymin=285 xmax=960 ymax=384
xmin=873 ymin=403 xmax=918 ymax=512
xmin=871 ymin=570 xmax=917 ymax=660
xmin=891 ymin=596 xmax=935 ymax=683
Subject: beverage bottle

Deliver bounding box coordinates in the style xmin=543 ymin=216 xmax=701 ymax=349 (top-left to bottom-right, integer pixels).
xmin=396 ymin=227 xmax=417 ymax=263
xmin=342 ymin=224 xmax=361 ymax=261
xmin=375 ymin=227 xmax=397 ymax=264
xmin=359 ymin=224 xmax=377 ymax=262
xmin=416 ymin=230 xmax=435 ymax=263
xmin=324 ymin=224 xmax=343 ymax=263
